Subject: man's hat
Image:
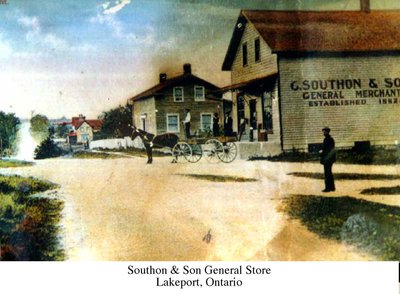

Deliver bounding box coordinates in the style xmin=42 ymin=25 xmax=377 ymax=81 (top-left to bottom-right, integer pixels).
xmin=322 ymin=127 xmax=331 ymax=132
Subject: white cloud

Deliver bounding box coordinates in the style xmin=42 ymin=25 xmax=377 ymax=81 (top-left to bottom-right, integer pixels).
xmin=17 ymin=16 xmax=41 ymax=34
xmin=43 ymin=33 xmax=68 ymax=49
xmin=90 ymin=12 xmax=156 ymax=47
xmin=16 ymin=14 xmax=96 ymax=53
xmin=103 ymin=0 xmax=131 ymax=15
xmin=102 ymin=1 xmax=111 ymax=10
xmin=90 ymin=13 xmax=124 ymax=38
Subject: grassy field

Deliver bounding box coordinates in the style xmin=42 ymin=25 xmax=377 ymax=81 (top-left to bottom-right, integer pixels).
xmin=361 ymin=186 xmax=400 ymax=195
xmin=177 ymin=174 xmax=258 ymax=182
xmin=0 ymin=175 xmax=64 ymax=261
xmin=252 ymin=146 xmax=400 ymax=165
xmin=287 ymin=172 xmax=400 ymax=181
xmin=0 ymin=160 xmax=33 ymax=168
xmin=280 ymin=195 xmax=400 ymax=260
xmin=71 ymin=151 xmax=125 ymax=159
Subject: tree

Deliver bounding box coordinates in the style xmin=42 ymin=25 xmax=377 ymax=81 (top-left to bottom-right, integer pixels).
xmin=55 ymin=124 xmax=69 ymax=138
xmin=0 ymin=112 xmax=20 ymax=155
xmin=34 ymin=130 xmax=64 ymax=160
xmin=100 ymin=104 xmax=132 ymax=138
xmin=30 ymin=114 xmax=49 ymax=142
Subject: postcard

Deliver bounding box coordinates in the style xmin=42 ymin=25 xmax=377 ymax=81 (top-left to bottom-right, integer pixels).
xmin=0 ymin=0 xmax=399 ymax=273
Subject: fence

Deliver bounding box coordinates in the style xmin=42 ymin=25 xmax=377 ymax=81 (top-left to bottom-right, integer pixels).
xmin=89 ymin=137 xmax=144 ymax=150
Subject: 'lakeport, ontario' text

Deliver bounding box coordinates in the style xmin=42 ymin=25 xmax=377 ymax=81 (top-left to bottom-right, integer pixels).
xmin=128 ymin=264 xmax=272 ymax=289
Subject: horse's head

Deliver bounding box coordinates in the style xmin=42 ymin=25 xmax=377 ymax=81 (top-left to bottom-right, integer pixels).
xmin=129 ymin=125 xmax=140 ymax=140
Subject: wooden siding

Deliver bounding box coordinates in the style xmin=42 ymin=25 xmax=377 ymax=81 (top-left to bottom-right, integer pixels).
xmin=231 ymin=22 xmax=278 ymax=85
xmin=155 ymin=85 xmax=222 ymax=138
xmin=132 ymin=97 xmax=157 ymax=134
xmin=279 ymin=55 xmax=400 ymax=150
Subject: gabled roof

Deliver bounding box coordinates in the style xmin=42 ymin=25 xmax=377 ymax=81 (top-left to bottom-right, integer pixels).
xmin=222 ymin=9 xmax=400 ymax=70
xmin=128 ymin=73 xmax=221 ymax=102
xmin=76 ymin=119 xmax=103 ymax=130
xmin=86 ymin=119 xmax=103 ymax=130
xmin=71 ymin=117 xmax=82 ymax=129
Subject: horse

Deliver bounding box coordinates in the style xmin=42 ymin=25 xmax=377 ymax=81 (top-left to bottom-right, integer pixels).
xmin=130 ymin=126 xmax=179 ymax=164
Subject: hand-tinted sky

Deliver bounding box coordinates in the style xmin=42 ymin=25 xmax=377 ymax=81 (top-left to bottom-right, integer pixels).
xmin=1 ymin=0 xmax=400 ymax=118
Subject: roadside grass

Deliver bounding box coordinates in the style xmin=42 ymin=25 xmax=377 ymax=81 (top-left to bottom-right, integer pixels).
xmin=91 ymin=147 xmax=170 ymax=158
xmin=117 ymin=147 xmax=170 ymax=158
xmin=178 ymin=174 xmax=258 ymax=182
xmin=361 ymin=186 xmax=400 ymax=195
xmin=0 ymin=160 xmax=33 ymax=168
xmin=71 ymin=151 xmax=124 ymax=159
xmin=287 ymin=172 xmax=400 ymax=181
xmin=280 ymin=195 xmax=400 ymax=260
xmin=251 ymin=146 xmax=400 ymax=165
xmin=0 ymin=175 xmax=64 ymax=261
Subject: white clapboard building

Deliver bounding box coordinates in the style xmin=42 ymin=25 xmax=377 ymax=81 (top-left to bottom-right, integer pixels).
xmin=222 ymin=0 xmax=400 ymax=152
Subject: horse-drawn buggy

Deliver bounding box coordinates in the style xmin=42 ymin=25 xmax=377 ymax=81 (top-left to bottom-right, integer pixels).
xmin=172 ymin=136 xmax=237 ymax=163
xmin=130 ymin=126 xmax=238 ymax=164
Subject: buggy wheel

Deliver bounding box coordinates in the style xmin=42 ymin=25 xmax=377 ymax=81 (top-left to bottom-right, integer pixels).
xmin=204 ymin=139 xmax=223 ymax=163
xmin=187 ymin=144 xmax=202 ymax=163
xmin=172 ymin=142 xmax=192 ymax=163
xmin=217 ymin=142 xmax=238 ymax=163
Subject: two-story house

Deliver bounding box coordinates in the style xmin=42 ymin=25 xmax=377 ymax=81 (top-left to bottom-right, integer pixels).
xmin=69 ymin=114 xmax=102 ymax=144
xmin=128 ymin=64 xmax=224 ymax=138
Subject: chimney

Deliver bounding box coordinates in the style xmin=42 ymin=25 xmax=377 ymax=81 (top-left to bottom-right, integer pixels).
xmin=360 ymin=0 xmax=370 ymax=13
xmin=159 ymin=73 xmax=167 ymax=83
xmin=183 ymin=63 xmax=192 ymax=75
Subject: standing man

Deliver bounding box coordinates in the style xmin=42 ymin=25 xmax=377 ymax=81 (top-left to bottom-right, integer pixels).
xmin=183 ymin=109 xmax=191 ymax=139
xmin=212 ymin=112 xmax=220 ymax=137
xmin=224 ymin=111 xmax=233 ymax=136
xmin=320 ymin=127 xmax=336 ymax=192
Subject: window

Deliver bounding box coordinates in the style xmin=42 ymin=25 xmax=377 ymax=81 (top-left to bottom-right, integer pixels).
xmin=201 ymin=113 xmax=212 ymax=131
xmin=194 ymin=86 xmax=205 ymax=101
xmin=254 ymin=38 xmax=260 ymax=62
xmin=242 ymin=43 xmax=248 ymax=66
xmin=167 ymin=114 xmax=180 ymax=133
xmin=173 ymin=87 xmax=184 ymax=102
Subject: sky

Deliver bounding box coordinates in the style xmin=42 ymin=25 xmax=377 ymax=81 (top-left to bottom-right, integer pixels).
xmin=1 ymin=0 xmax=400 ymax=119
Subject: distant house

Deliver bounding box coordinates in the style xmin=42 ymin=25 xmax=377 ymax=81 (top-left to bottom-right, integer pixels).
xmin=222 ymin=2 xmax=400 ymax=151
xmin=69 ymin=114 xmax=102 ymax=144
xmin=128 ymin=64 xmax=224 ymax=138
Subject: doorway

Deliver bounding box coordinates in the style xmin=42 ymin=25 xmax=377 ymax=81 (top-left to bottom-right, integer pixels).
xmin=249 ymin=99 xmax=257 ymax=129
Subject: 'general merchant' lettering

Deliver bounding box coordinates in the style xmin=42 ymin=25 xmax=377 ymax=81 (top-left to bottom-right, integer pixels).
xmin=290 ymin=79 xmax=362 ymax=91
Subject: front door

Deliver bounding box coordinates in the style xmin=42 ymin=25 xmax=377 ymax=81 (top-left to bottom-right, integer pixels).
xmin=249 ymin=99 xmax=257 ymax=129
xmin=237 ymin=93 xmax=245 ymax=130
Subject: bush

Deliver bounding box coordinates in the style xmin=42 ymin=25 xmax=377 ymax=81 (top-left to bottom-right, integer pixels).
xmin=34 ymin=136 xmax=64 ymax=159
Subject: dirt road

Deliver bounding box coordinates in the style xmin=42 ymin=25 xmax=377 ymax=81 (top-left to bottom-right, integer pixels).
xmin=5 ymin=157 xmax=398 ymax=261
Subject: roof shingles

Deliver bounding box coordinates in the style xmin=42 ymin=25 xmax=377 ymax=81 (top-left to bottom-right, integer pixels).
xmin=223 ymin=9 xmax=400 ymax=70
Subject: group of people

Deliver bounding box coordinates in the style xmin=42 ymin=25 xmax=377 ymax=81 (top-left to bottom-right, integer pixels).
xmin=182 ymin=109 xmax=233 ymax=139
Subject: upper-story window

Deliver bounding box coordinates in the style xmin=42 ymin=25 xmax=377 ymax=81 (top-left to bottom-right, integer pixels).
xmin=173 ymin=87 xmax=184 ymax=102
xmin=194 ymin=86 xmax=205 ymax=101
xmin=254 ymin=38 xmax=260 ymax=62
xmin=242 ymin=42 xmax=248 ymax=67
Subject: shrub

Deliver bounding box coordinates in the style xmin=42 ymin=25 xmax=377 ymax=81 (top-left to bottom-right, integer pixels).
xmin=34 ymin=136 xmax=64 ymax=159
